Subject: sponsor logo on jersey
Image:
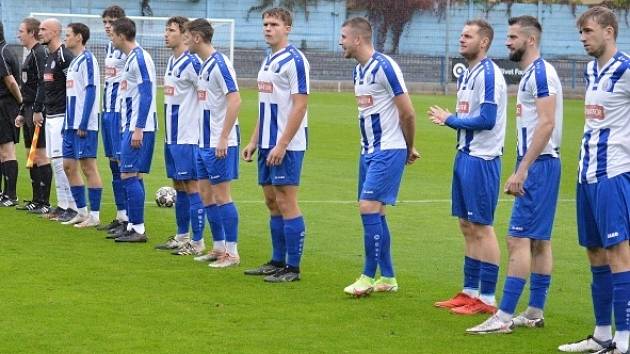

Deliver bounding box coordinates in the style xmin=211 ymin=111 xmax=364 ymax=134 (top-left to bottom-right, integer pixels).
xmin=164 ymin=85 xmax=175 ymax=96
xmin=516 ymin=103 xmax=522 ymax=117
xmin=66 ymin=80 xmax=73 ymax=88
xmin=585 ymin=104 xmax=605 ymax=120
xmin=356 ymin=95 xmax=374 ymax=108
xmin=44 ymin=73 xmax=54 ymax=82
xmin=105 ymin=66 xmax=117 ymax=78
xmin=457 ymin=101 xmax=470 ymax=114
xmin=257 ymin=81 xmax=273 ymax=93
xmin=197 ymin=90 xmax=207 ymax=101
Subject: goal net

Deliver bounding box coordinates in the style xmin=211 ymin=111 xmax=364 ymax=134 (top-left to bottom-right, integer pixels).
xmin=30 ymin=12 xmax=235 ymax=85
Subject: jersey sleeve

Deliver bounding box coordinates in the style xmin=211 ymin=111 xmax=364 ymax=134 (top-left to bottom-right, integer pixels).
xmin=287 ymin=55 xmax=309 ymax=95
xmin=381 ymin=59 xmax=407 ymax=97
xmin=530 ymin=61 xmax=557 ymax=98
xmin=59 ymin=48 xmax=74 ymax=75
xmin=213 ymin=58 xmax=239 ymax=95
xmin=33 ymin=46 xmax=47 ymax=112
xmin=0 ymin=47 xmax=11 ymax=78
xmin=477 ymin=62 xmax=498 ymax=106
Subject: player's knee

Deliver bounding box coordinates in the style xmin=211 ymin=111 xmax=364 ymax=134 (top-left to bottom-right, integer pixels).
xmin=586 ymin=247 xmax=609 ymax=266
xmin=507 ymin=236 xmax=528 ymax=254
xmin=530 ymin=240 xmax=550 ymax=257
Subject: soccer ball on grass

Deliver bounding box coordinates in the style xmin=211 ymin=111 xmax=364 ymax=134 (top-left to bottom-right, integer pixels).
xmin=155 ymin=186 xmax=177 ymax=207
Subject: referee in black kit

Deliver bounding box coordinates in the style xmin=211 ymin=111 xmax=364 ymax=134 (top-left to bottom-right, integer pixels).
xmin=15 ymin=17 xmax=53 ymax=213
xmin=0 ymin=21 xmax=23 ymax=207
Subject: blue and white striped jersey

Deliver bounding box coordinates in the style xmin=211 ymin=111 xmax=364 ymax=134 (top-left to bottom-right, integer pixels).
xmin=256 ymin=44 xmax=309 ymax=151
xmin=455 ymin=57 xmax=507 ymax=160
xmin=579 ymin=51 xmax=630 ymax=184
xmin=516 ymin=58 xmax=563 ymax=158
xmin=103 ymin=41 xmax=126 ymax=113
xmin=120 ymin=46 xmax=157 ymax=132
xmin=65 ymin=50 xmax=100 ymax=131
xmin=353 ymin=52 xmax=408 ymax=154
xmin=163 ymin=51 xmax=201 ymax=145
xmin=198 ymin=51 xmax=240 ymax=148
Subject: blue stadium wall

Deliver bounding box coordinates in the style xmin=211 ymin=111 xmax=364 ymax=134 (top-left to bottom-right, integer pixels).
xmin=1 ymin=0 xmax=629 ymax=58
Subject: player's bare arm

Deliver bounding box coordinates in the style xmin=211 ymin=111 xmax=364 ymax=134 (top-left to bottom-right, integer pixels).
xmin=217 ymin=91 xmax=241 ymax=159
xmin=394 ymin=93 xmax=420 ymax=164
xmin=266 ymin=93 xmax=307 ymax=166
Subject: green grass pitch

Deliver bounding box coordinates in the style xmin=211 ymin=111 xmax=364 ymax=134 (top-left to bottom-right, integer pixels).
xmin=0 ymin=88 xmax=591 ymax=353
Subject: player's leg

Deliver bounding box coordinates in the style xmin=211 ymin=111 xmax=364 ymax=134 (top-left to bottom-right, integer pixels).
xmin=17 ymin=108 xmax=38 ymax=210
xmin=156 ymin=144 xmax=190 ymax=249
xmin=62 ymin=156 xmax=88 ymax=225
xmin=74 ymin=157 xmax=102 ymax=228
xmin=33 ymin=148 xmax=52 ymax=213
xmin=208 ymin=180 xmax=240 ymax=268
xmin=172 ymin=176 xmax=206 ymax=257
xmin=607 ymin=242 xmax=630 ymax=354
xmin=98 ymin=112 xmax=128 ymax=231
xmin=375 ymin=205 xmax=399 ymax=293
xmin=45 ymin=116 xmax=77 ymax=221
xmin=0 ymin=142 xmax=18 ymax=206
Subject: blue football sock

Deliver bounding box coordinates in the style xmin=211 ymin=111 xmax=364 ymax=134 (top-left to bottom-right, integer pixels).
xmin=529 ymin=273 xmax=551 ymax=310
xmin=109 ymin=161 xmax=126 ymax=211
xmin=361 ymin=213 xmax=382 ymax=278
xmin=270 ymin=215 xmax=286 ymax=264
xmin=284 ymin=216 xmax=306 ymax=268
xmin=123 ymin=177 xmax=144 ymax=225
xmin=175 ymin=191 xmax=190 ymax=235
xmin=499 ymin=276 xmax=526 ymax=315
xmin=464 ymin=256 xmax=481 ymax=292
xmin=378 ymin=215 xmax=394 ymax=278
xmin=219 ymin=202 xmax=239 ymax=243
xmin=88 ymin=187 xmax=102 ymax=212
xmin=205 ymin=204 xmax=225 ymax=241
xmin=188 ymin=193 xmax=204 ymax=242
xmin=70 ymin=185 xmax=86 ymax=209
xmin=591 ymin=265 xmax=613 ymax=326
xmin=612 ymin=271 xmax=630 ymax=331
xmin=480 ymin=261 xmax=499 ymax=298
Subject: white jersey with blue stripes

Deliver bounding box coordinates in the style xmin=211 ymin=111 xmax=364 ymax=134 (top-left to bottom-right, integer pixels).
xmin=198 ymin=51 xmax=240 ymax=148
xmin=120 ymin=46 xmax=157 ymax=132
xmin=103 ymin=41 xmax=126 ymax=113
xmin=516 ymin=58 xmax=563 ymax=158
xmin=65 ymin=50 xmax=100 ymax=131
xmin=579 ymin=51 xmax=630 ymax=184
xmin=455 ymin=57 xmax=507 ymax=160
xmin=257 ymin=44 xmax=309 ymax=151
xmin=164 ymin=51 xmax=201 ymax=145
xmin=353 ymin=52 xmax=408 ymax=154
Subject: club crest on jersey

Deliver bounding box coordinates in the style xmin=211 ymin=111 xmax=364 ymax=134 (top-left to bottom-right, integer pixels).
xmin=50 ymin=60 xmax=56 ymax=69
xmin=105 ymin=66 xmax=117 ymax=78
xmin=516 ymin=104 xmax=522 ymax=117
xmin=356 ymin=95 xmax=374 ymax=108
xmin=21 ymin=71 xmax=27 ymax=84
xmin=44 ymin=73 xmax=54 ymax=82
xmin=66 ymin=80 xmax=74 ymax=88
xmin=457 ymin=101 xmax=470 ymax=114
xmin=120 ymin=80 xmax=127 ymax=91
xmin=585 ymin=104 xmax=605 ymax=120
xmin=164 ymin=86 xmax=175 ymax=96
xmin=197 ymin=90 xmax=207 ymax=101
xmin=258 ymin=81 xmax=273 ymax=93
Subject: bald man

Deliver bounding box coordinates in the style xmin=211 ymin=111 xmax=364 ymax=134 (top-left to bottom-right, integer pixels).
xmin=39 ymin=18 xmax=77 ymax=222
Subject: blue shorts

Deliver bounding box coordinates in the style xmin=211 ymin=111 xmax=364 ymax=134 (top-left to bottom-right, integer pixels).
xmin=508 ymin=156 xmax=561 ymax=240
xmin=577 ymin=172 xmax=630 ymax=248
xmin=358 ymin=149 xmax=406 ymax=205
xmin=451 ymin=151 xmax=501 ymax=225
xmin=258 ymin=148 xmax=304 ymax=186
xmin=101 ymin=111 xmax=122 ymax=158
xmin=165 ymin=143 xmax=198 ymax=181
xmin=120 ymin=131 xmax=155 ymax=174
xmin=196 ymin=146 xmax=239 ymax=184
xmin=62 ymin=129 xmax=99 ymax=159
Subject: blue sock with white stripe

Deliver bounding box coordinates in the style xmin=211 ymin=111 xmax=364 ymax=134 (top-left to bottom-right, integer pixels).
xmin=612 ymin=271 xmax=630 ymax=331
xmin=499 ymin=276 xmax=526 ymax=315
xmin=188 ymin=193 xmax=204 ymax=242
xmin=175 ymin=191 xmax=190 ymax=235
xmin=463 ymin=256 xmax=481 ymax=296
xmin=591 ymin=265 xmax=613 ymax=326
xmin=123 ymin=177 xmax=144 ymax=226
xmin=284 ymin=216 xmax=306 ymax=268
xmin=205 ymin=204 xmax=224 ymax=242
xmin=270 ymin=215 xmax=285 ymax=264
xmin=479 ymin=261 xmax=499 ymax=305
xmin=378 ymin=215 xmax=394 ymax=278
xmin=88 ymin=187 xmax=102 ymax=212
xmin=529 ymin=273 xmax=551 ymax=310
xmin=361 ymin=213 xmax=382 ymax=278
xmin=70 ymin=185 xmax=86 ymax=209
xmin=219 ymin=202 xmax=239 ymax=243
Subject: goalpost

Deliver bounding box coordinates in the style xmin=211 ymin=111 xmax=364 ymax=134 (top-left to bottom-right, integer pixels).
xmin=30 ymin=12 xmax=235 ymax=85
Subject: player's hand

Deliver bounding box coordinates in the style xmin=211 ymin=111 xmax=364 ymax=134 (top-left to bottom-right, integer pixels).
xmin=407 ymin=147 xmax=421 ymax=165
xmin=131 ymin=128 xmax=143 ymax=149
xmin=216 ymin=138 xmax=228 ymax=159
xmin=33 ymin=112 xmax=44 ymax=127
xmin=241 ymin=142 xmax=257 ymax=162
xmin=77 ymin=129 xmax=87 ymax=138
xmin=427 ymin=105 xmax=451 ymax=125
xmin=266 ymin=144 xmax=287 ymax=166
xmin=504 ymin=170 xmax=527 ymax=197
xmin=15 ymin=115 xmax=24 ymax=128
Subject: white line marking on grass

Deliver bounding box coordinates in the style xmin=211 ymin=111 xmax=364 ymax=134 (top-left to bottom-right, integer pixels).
xmin=102 ymin=198 xmax=576 ymax=205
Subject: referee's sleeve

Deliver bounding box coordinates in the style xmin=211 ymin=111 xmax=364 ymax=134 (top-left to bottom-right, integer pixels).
xmin=0 ymin=47 xmax=10 ymax=78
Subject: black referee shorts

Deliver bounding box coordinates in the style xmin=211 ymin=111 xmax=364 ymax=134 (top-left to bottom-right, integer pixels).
xmin=21 ymin=104 xmax=46 ymax=149
xmin=0 ymin=96 xmax=19 ymax=145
